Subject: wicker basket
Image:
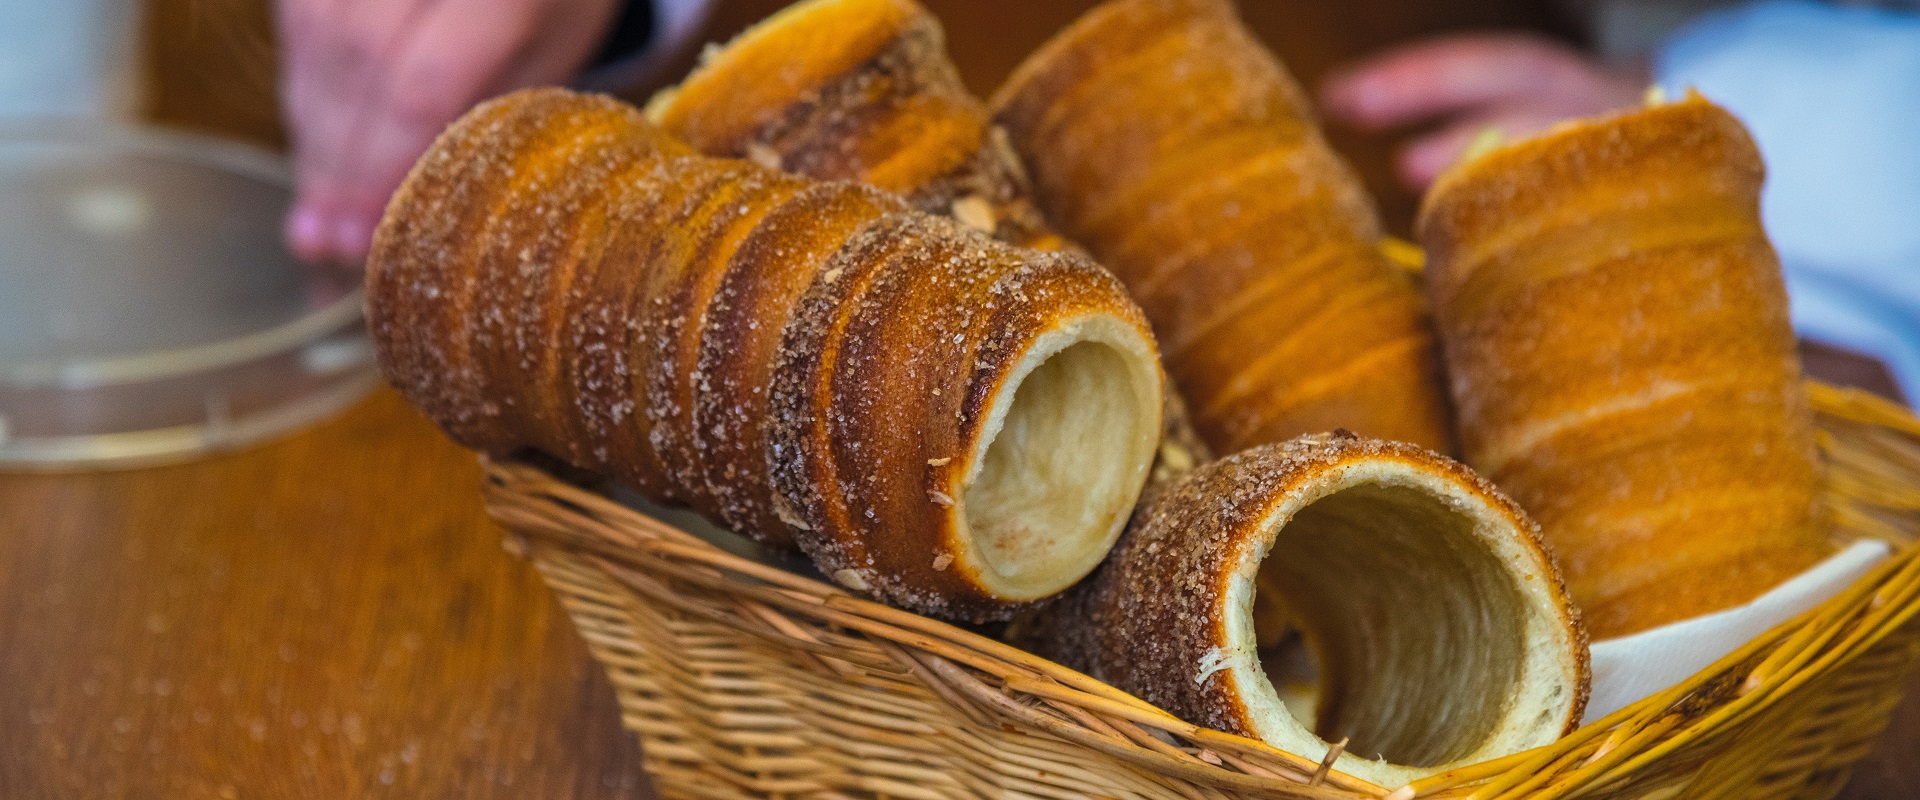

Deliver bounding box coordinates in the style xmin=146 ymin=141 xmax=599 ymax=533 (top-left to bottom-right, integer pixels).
xmin=485 ymin=382 xmax=1920 ymax=800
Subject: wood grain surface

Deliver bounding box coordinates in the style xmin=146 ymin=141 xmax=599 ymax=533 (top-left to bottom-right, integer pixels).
xmin=0 ymin=391 xmax=650 ymax=798
xmin=0 ymin=0 xmax=1909 ymax=797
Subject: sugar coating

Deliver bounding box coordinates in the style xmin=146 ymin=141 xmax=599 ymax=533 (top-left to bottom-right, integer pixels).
xmin=650 ymin=0 xmax=1059 ymax=250
xmin=1417 ymin=97 xmax=1826 ymax=637
xmin=365 ymin=88 xmax=1157 ymax=622
xmin=1020 ymin=432 xmax=1582 ymax=736
xmin=991 ymin=0 xmax=1453 ymax=454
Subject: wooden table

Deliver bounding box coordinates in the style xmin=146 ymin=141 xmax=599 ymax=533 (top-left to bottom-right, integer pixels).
xmin=0 ymin=390 xmax=650 ymax=797
xmin=5 ymin=0 xmax=1913 ymax=797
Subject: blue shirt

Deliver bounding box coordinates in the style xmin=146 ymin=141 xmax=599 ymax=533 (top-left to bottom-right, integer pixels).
xmin=1658 ymin=0 xmax=1920 ymax=398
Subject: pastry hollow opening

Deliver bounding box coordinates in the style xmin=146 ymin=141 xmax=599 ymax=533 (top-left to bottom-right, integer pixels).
xmin=1252 ymin=479 xmax=1529 ymax=768
xmin=959 ymin=327 xmax=1160 ymax=601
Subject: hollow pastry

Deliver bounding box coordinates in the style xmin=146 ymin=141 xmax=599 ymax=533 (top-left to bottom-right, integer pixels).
xmin=1418 ymin=96 xmax=1829 ymax=638
xmin=992 ymin=0 xmax=1453 ymax=455
xmin=645 ymin=0 xmax=1059 ymax=250
xmin=649 ymin=0 xmax=1211 ymax=476
xmin=367 ymin=88 xmax=1164 ymax=621
xmin=1036 ymin=433 xmax=1587 ymax=787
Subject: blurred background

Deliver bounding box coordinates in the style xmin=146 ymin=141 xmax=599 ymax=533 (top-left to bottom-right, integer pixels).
xmin=26 ymin=0 xmax=1913 ymax=397
xmin=9 ymin=0 xmax=1616 ymax=229
xmin=0 ymin=0 xmax=1913 ymax=797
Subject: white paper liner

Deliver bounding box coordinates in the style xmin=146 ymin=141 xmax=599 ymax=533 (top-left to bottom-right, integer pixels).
xmin=1583 ymin=539 xmax=1893 ymax=723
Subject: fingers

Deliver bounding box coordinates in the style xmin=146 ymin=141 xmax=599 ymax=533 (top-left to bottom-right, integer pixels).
xmin=1322 ymin=34 xmax=1598 ymax=130
xmin=279 ymin=0 xmax=440 ymax=265
xmin=281 ymin=0 xmax=622 ymax=266
xmin=1393 ymin=108 xmax=1569 ymax=189
xmin=278 ymin=0 xmax=351 ymax=262
xmin=1320 ymin=32 xmax=1650 ymax=190
xmin=320 ymin=1 xmax=537 ymax=264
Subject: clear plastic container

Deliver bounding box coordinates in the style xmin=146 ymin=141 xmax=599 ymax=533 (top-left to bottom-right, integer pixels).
xmin=0 ymin=123 xmax=378 ymax=470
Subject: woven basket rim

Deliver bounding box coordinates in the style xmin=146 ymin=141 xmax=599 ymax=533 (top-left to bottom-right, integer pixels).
xmin=487 ymin=380 xmax=1920 ymax=799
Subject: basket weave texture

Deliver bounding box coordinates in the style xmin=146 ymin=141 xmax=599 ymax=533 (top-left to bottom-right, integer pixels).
xmin=485 ymin=383 xmax=1920 ymax=800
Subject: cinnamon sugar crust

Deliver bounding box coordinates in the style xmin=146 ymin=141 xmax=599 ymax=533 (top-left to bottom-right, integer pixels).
xmin=769 ymin=213 xmax=1163 ymax=617
xmin=992 ymin=0 xmax=1453 ymax=455
xmin=1418 ymin=97 xmax=1829 ymax=637
xmin=650 ymin=0 xmax=1209 ymax=481
xmin=368 ymin=88 xmax=1164 ymax=621
xmin=647 ymin=0 xmax=1057 ymax=249
xmin=1033 ymin=433 xmax=1588 ymax=787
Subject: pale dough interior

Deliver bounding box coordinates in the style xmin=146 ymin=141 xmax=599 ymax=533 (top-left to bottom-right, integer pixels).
xmin=957 ymin=317 xmax=1162 ymax=601
xmin=1222 ymin=461 xmax=1580 ymax=788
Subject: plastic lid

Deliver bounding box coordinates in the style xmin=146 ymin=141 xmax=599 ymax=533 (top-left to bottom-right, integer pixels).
xmin=0 ymin=123 xmax=378 ymax=470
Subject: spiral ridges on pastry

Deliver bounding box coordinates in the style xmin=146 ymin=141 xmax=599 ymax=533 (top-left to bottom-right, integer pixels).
xmin=993 ymin=0 xmax=1454 ymax=455
xmin=368 ymin=88 xmax=1164 ymax=621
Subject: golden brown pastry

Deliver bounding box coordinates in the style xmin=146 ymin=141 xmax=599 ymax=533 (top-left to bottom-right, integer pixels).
xmin=645 ymin=0 xmax=1059 ymax=249
xmin=1035 ymin=433 xmax=1588 ymax=787
xmin=1418 ymin=96 xmax=1829 ymax=638
xmin=992 ymin=0 xmax=1453 ymax=455
xmin=368 ymin=88 xmax=1164 ymax=621
xmin=649 ymin=0 xmax=1211 ymax=477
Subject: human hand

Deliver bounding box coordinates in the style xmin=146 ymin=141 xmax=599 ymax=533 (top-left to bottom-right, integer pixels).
xmin=277 ymin=0 xmax=620 ymax=266
xmin=1321 ymin=34 xmax=1648 ymax=189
